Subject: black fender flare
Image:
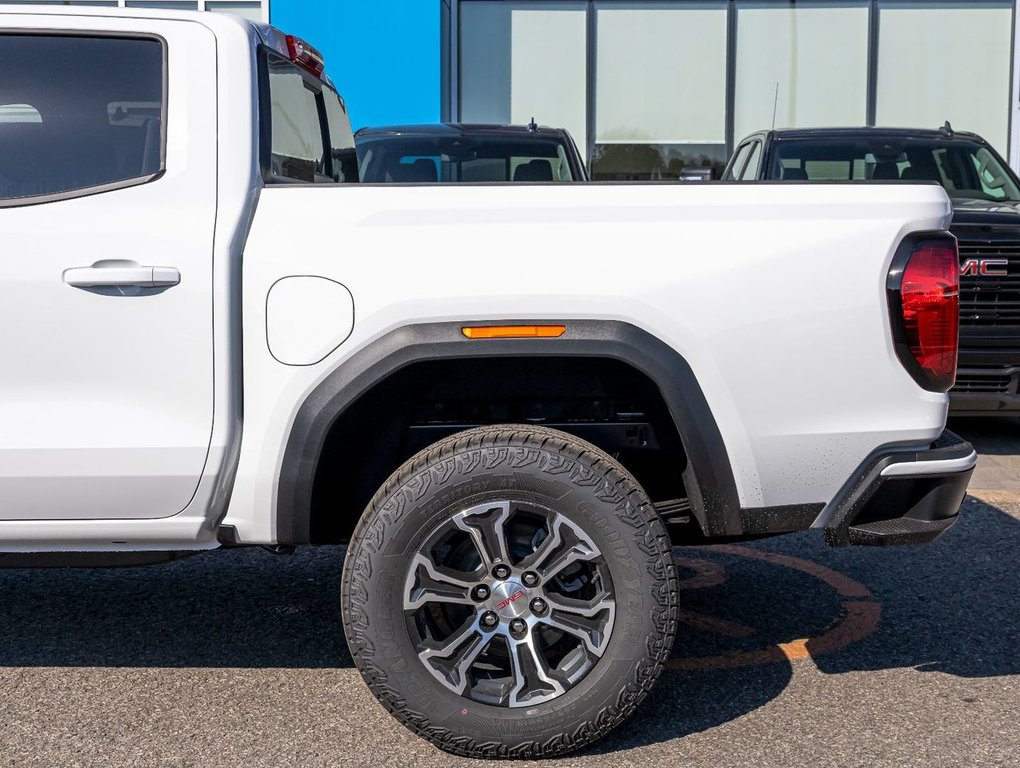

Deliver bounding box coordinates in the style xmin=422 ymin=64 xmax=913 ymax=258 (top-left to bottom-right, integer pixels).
xmin=275 ymin=320 xmax=743 ymax=544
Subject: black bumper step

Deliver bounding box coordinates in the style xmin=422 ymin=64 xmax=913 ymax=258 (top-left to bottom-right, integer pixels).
xmin=822 ymin=430 xmax=974 ymax=547
xmin=847 ymin=516 xmax=957 ymax=547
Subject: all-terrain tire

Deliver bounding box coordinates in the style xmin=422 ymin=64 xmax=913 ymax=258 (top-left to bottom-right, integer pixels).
xmin=341 ymin=425 xmax=679 ymax=759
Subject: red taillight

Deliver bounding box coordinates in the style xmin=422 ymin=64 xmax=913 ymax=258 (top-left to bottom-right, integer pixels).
xmin=285 ymin=34 xmax=325 ymax=78
xmin=894 ymin=239 xmax=960 ymax=391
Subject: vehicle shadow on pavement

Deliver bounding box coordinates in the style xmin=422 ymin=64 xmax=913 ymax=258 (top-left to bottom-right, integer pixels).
xmin=585 ymin=495 xmax=1020 ymax=755
xmin=0 ymin=497 xmax=1015 ymax=756
xmin=809 ymin=496 xmax=1020 ymax=679
xmin=0 ymin=546 xmax=355 ymax=668
xmin=587 ymin=663 xmax=795 ymax=755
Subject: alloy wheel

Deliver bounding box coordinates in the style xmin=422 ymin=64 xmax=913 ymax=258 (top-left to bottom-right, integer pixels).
xmin=403 ymin=500 xmax=617 ymax=708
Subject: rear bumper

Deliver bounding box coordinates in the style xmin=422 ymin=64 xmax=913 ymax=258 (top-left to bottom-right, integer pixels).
xmin=819 ymin=430 xmax=976 ymax=547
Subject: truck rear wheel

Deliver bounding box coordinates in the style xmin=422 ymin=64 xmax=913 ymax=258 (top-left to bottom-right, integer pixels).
xmin=341 ymin=425 xmax=679 ymax=758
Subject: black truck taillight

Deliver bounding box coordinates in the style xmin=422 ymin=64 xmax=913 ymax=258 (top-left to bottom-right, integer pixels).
xmin=888 ymin=236 xmax=960 ymax=392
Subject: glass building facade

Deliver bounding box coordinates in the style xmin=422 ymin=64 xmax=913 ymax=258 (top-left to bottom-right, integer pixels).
xmin=452 ymin=0 xmax=1017 ymax=179
xmin=7 ymin=0 xmax=1018 ymax=177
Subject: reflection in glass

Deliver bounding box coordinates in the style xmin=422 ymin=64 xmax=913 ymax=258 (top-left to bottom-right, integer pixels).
xmin=875 ymin=1 xmax=1012 ymax=154
xmin=595 ymin=3 xmax=727 ymax=147
xmin=206 ymin=2 xmax=262 ymax=20
xmin=733 ymin=1 xmax=868 ymax=141
xmin=590 ymin=143 xmax=727 ymax=181
xmin=460 ymin=2 xmax=588 ymax=158
xmin=592 ymin=3 xmax=727 ymax=180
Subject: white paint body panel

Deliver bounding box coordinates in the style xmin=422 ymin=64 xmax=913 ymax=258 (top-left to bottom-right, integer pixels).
xmin=0 ymin=8 xmax=955 ymax=550
xmin=225 ymin=182 xmax=951 ymax=543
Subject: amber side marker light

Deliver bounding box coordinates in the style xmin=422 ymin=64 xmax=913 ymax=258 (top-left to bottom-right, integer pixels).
xmin=461 ymin=325 xmax=566 ymax=339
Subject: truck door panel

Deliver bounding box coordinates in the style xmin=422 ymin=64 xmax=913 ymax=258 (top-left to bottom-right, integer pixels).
xmin=0 ymin=21 xmax=217 ymax=520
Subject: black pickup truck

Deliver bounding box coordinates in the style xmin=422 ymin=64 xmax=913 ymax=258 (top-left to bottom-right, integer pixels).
xmin=724 ymin=126 xmax=1020 ymax=416
xmin=355 ymin=122 xmax=588 ymax=183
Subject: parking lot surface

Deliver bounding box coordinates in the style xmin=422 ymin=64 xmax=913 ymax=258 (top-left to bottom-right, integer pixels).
xmin=1 ymin=419 xmax=1017 ymax=768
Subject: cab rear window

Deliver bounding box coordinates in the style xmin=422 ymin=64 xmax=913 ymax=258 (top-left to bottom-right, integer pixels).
xmin=0 ymin=34 xmax=164 ymax=204
xmin=263 ymin=52 xmax=357 ymax=184
xmin=356 ymin=136 xmax=576 ymax=183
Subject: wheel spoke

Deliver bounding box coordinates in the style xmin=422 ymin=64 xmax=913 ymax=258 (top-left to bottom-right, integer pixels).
xmin=507 ymin=635 xmax=566 ymax=707
xmin=418 ymin=617 xmax=489 ymax=694
xmin=519 ymin=513 xmax=599 ymax=582
xmin=404 ymin=553 xmax=477 ymax=610
xmin=541 ymin=592 xmax=616 ymax=656
xmin=455 ymin=501 xmax=512 ymax=570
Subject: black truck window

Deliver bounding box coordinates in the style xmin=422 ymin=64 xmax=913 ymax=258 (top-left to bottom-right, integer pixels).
xmin=357 ymin=136 xmax=576 ymax=183
xmin=770 ymin=136 xmax=1020 ymax=201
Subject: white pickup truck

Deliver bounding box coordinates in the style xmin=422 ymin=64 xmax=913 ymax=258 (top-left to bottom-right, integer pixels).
xmin=0 ymin=7 xmax=977 ymax=759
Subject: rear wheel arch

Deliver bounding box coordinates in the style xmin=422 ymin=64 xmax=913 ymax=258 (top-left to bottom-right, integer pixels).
xmin=274 ymin=320 xmax=742 ymax=545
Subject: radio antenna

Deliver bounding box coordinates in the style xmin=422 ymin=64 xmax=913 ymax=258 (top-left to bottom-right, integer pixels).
xmin=771 ymin=83 xmax=780 ymax=130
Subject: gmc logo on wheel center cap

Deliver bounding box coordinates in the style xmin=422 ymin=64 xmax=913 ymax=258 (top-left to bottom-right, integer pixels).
xmin=961 ymin=258 xmax=1008 ymax=277
xmin=496 ymin=589 xmax=526 ymax=611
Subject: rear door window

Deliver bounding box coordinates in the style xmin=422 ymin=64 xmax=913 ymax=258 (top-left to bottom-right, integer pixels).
xmin=0 ymin=34 xmax=164 ymax=204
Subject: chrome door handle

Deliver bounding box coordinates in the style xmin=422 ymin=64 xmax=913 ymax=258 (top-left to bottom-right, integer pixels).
xmin=63 ymin=260 xmax=180 ymax=289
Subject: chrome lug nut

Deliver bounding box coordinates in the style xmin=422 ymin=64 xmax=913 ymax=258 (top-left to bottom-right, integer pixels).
xmin=522 ymin=571 xmax=540 ymax=587
xmin=492 ymin=563 xmax=511 ymax=580
xmin=530 ymin=597 xmax=547 ymax=615
xmin=472 ymin=584 xmax=490 ymax=601
xmin=480 ymin=611 xmax=499 ymax=628
xmin=509 ymin=618 xmax=528 ymax=637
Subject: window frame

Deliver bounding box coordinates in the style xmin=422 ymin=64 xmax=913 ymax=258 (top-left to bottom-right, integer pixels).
xmin=724 ymin=139 xmax=754 ymax=180
xmin=738 ymin=139 xmax=763 ymax=180
xmin=0 ymin=29 xmax=168 ymax=209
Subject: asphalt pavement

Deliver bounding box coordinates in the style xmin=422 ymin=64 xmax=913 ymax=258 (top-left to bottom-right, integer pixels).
xmin=1 ymin=419 xmax=1018 ymax=768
